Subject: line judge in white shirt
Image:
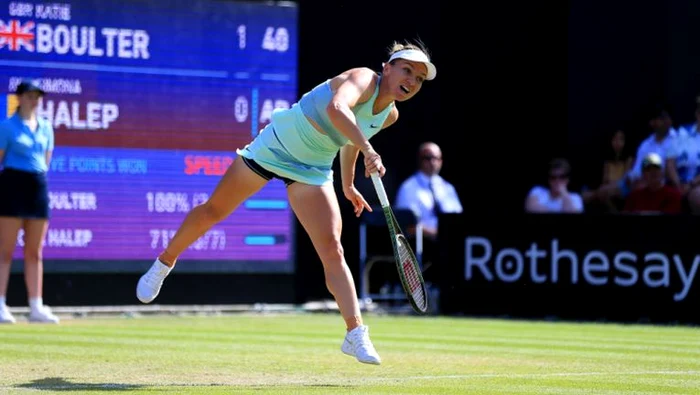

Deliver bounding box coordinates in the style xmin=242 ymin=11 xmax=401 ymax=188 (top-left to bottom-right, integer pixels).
xmin=525 ymin=158 xmax=584 ymax=213
xmin=395 ymin=142 xmax=463 ymax=241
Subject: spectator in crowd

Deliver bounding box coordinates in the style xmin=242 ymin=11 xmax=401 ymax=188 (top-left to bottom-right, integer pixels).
xmin=395 ymin=141 xmax=462 ymax=269
xmin=666 ymin=97 xmax=700 ymax=213
xmin=623 ymin=152 xmax=682 ymax=214
xmin=0 ymin=80 xmax=59 ymax=324
xmin=586 ymin=129 xmax=635 ymax=212
xmin=602 ymin=129 xmax=635 ymax=189
xmin=584 ymin=106 xmax=676 ymax=208
xmin=626 ymin=106 xmax=676 ymax=189
xmin=675 ymin=94 xmax=700 ymax=134
xmin=525 ymin=158 xmax=584 ymax=213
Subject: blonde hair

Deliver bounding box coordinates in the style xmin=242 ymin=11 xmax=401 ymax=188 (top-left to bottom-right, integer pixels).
xmin=387 ymin=39 xmax=432 ymax=62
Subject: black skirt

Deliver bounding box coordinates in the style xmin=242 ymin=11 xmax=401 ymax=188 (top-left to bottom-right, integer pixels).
xmin=0 ymin=168 xmax=50 ymax=219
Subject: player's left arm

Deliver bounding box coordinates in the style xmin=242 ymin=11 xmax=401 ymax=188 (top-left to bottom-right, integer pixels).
xmin=340 ymin=143 xmax=361 ymax=193
xmin=340 ymin=143 xmax=372 ymax=216
xmin=45 ymin=123 xmax=54 ymax=168
xmin=340 ymin=106 xmax=398 ymax=190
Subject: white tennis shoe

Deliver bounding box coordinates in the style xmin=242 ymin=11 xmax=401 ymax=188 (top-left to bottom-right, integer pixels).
xmin=136 ymin=259 xmax=172 ymax=303
xmin=29 ymin=305 xmax=60 ymax=324
xmin=0 ymin=304 xmax=16 ymax=324
xmin=341 ymin=325 xmax=382 ymax=365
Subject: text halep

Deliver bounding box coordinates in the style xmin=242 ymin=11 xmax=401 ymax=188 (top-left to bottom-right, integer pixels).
xmin=38 ymin=100 xmax=119 ymax=130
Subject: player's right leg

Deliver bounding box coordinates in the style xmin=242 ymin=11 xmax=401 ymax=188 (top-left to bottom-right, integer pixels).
xmin=136 ymin=156 xmax=269 ymax=303
xmin=287 ymin=182 xmax=381 ymax=365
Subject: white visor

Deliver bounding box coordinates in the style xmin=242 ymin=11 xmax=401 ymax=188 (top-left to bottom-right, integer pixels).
xmin=387 ymin=49 xmax=437 ymax=80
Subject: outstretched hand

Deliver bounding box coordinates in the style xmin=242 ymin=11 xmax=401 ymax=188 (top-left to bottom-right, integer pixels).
xmin=343 ymin=185 xmax=372 ymax=217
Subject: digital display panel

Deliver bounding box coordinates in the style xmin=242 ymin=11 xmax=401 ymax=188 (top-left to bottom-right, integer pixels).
xmin=1 ymin=0 xmax=297 ymax=272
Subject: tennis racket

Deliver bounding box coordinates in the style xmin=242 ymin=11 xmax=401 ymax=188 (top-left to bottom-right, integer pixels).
xmin=369 ymin=172 xmax=428 ymax=314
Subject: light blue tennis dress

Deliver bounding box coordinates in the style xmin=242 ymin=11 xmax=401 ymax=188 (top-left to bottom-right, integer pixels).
xmin=236 ymin=75 xmax=394 ymax=186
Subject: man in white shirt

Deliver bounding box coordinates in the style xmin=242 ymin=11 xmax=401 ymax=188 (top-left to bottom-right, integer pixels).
xmin=627 ymin=107 xmax=676 ymax=186
xmin=395 ymin=142 xmax=463 ymax=241
xmin=525 ymin=158 xmax=584 ymax=213
xmin=394 ymin=141 xmax=462 ymax=286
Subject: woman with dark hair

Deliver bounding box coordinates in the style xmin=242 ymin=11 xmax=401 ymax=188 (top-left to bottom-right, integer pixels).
xmin=597 ymin=129 xmax=635 ymax=212
xmin=602 ymin=129 xmax=634 ymax=187
xmin=0 ymin=80 xmax=59 ymax=324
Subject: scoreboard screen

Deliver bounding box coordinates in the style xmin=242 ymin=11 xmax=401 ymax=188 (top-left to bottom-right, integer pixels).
xmin=1 ymin=0 xmax=298 ymax=273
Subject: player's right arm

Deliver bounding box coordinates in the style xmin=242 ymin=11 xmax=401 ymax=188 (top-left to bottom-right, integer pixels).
xmin=326 ymin=68 xmax=375 ymax=151
xmin=326 ymin=68 xmax=385 ymax=177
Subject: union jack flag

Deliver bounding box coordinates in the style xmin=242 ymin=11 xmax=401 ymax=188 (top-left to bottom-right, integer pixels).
xmin=0 ymin=20 xmax=36 ymax=52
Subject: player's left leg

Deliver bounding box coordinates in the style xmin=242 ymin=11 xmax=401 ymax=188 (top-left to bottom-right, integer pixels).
xmin=287 ymin=182 xmax=380 ymax=365
xmin=23 ymin=219 xmax=58 ymax=323
xmin=137 ymin=156 xmax=269 ymax=303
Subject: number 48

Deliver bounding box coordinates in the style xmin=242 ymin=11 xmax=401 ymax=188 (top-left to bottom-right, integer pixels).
xmin=262 ymin=27 xmax=289 ymax=52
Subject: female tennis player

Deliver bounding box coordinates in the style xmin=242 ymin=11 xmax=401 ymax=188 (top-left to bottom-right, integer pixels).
xmin=137 ymin=40 xmax=437 ymax=364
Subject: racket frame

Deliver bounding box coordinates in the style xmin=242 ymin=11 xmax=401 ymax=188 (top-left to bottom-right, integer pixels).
xmin=369 ymin=173 xmax=429 ymax=314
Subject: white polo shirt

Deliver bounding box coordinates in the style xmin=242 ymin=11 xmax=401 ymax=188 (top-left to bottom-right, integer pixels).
xmin=526 ymin=186 xmax=584 ymax=213
xmin=395 ymin=172 xmax=463 ymax=230
xmin=628 ymin=132 xmax=676 ymax=181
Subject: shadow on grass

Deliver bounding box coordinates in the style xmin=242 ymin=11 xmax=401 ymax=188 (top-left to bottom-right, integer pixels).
xmin=16 ymin=377 xmax=359 ymax=392
xmin=16 ymin=377 xmax=146 ymax=392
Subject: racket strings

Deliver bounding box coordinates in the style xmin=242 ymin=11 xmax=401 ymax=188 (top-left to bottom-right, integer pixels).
xmin=388 ymin=213 xmax=427 ymax=313
xmin=397 ymin=243 xmax=426 ymax=310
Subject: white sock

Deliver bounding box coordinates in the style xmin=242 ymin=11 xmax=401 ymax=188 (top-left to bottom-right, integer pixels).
xmin=29 ymin=297 xmax=43 ymax=311
xmin=155 ymin=259 xmax=172 ymax=274
xmin=0 ymin=296 xmax=6 ymax=307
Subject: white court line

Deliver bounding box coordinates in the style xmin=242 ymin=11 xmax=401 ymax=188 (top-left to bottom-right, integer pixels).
xmin=361 ymin=370 xmax=700 ymax=382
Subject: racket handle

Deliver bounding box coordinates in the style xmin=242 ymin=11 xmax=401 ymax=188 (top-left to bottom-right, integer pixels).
xmin=370 ymin=172 xmax=390 ymax=208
